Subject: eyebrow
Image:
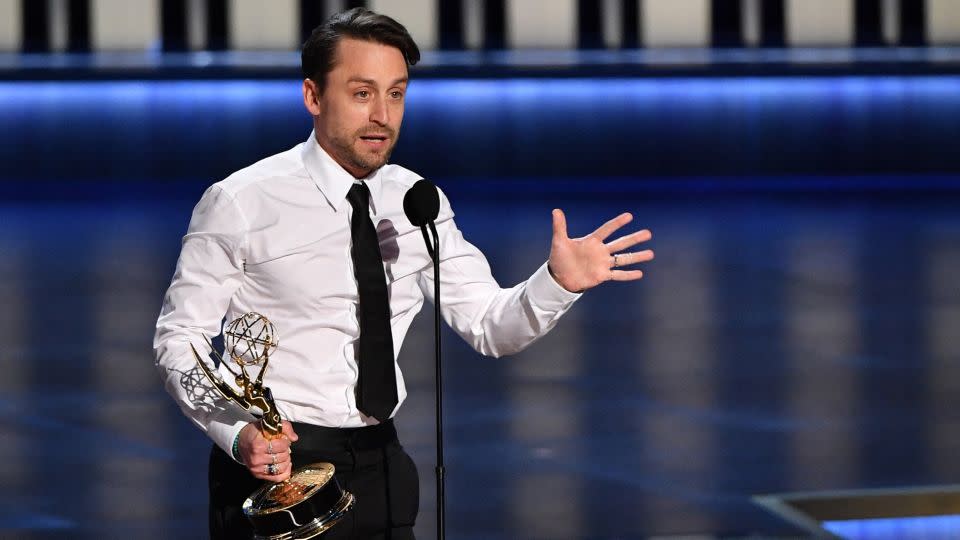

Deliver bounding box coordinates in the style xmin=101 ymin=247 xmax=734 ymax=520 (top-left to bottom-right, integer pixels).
xmin=347 ymin=77 xmax=409 ymax=87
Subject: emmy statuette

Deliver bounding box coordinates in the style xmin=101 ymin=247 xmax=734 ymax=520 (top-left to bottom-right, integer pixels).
xmin=191 ymin=313 xmax=355 ymax=540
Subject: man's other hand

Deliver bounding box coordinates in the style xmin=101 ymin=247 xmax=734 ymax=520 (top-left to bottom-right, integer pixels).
xmin=548 ymin=209 xmax=654 ymax=293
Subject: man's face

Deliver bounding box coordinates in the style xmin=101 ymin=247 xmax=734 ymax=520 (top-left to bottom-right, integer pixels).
xmin=305 ymin=38 xmax=408 ymax=179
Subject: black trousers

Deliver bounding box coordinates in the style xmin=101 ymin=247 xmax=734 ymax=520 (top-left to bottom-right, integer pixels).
xmin=209 ymin=420 xmax=419 ymax=539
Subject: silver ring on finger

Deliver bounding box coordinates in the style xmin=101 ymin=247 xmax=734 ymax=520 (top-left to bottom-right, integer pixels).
xmin=266 ymin=463 xmax=277 ymax=476
xmin=271 ymin=453 xmax=277 ymax=465
xmin=267 ymin=440 xmax=274 ymax=454
xmin=612 ymin=253 xmax=620 ymax=268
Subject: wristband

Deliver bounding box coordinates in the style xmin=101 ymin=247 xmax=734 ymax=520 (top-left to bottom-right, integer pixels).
xmin=232 ymin=431 xmax=242 ymax=462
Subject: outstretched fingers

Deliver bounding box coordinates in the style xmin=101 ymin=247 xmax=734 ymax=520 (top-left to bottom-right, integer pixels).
xmin=612 ymin=249 xmax=655 ymax=268
xmin=552 ymin=209 xmax=568 ymax=241
xmin=610 ymin=269 xmax=645 ymax=281
xmin=592 ymin=213 xmax=633 ymax=241
xmin=606 ymin=228 xmax=652 ymax=252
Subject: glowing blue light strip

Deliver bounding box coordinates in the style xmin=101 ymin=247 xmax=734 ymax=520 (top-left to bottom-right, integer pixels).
xmin=1 ymin=75 xmax=957 ymax=192
xmin=824 ymin=515 xmax=960 ymax=539
xmin=1 ymin=75 xmax=959 ymax=107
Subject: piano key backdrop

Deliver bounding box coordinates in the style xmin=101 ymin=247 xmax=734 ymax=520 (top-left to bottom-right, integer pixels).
xmin=1 ymin=0 xmax=958 ymax=53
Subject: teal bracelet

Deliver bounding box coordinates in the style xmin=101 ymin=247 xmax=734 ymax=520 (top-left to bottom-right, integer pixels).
xmin=231 ymin=432 xmax=242 ymax=462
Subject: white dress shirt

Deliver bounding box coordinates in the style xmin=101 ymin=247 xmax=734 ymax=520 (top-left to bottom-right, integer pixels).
xmin=153 ymin=132 xmax=581 ymax=456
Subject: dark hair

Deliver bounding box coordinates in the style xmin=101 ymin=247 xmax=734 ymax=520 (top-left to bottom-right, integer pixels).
xmin=301 ymin=8 xmax=420 ymax=92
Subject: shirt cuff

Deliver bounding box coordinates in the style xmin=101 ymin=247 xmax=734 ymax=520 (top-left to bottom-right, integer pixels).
xmin=207 ymin=407 xmax=255 ymax=463
xmin=527 ymin=261 xmax=582 ymax=311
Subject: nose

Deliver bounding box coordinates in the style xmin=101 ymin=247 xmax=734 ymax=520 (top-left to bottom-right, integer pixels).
xmin=369 ymin=96 xmax=388 ymax=126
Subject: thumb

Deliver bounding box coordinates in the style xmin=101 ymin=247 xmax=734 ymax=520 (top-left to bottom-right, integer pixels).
xmin=282 ymin=420 xmax=299 ymax=442
xmin=552 ymin=209 xmax=568 ymax=241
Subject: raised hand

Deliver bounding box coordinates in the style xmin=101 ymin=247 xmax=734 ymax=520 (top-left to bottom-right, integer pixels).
xmin=548 ymin=209 xmax=654 ymax=293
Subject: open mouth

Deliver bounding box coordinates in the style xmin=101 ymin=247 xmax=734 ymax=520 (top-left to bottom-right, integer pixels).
xmin=359 ymin=135 xmax=389 ymax=143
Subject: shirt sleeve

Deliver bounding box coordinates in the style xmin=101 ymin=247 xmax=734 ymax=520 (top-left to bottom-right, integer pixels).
xmin=417 ymin=189 xmax=582 ymax=358
xmin=153 ymin=184 xmax=256 ymax=459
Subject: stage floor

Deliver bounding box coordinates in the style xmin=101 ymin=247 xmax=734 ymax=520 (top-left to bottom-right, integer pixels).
xmin=1 ymin=185 xmax=959 ymax=539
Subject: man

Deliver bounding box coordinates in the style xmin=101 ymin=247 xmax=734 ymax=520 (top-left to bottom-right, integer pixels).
xmin=154 ymin=7 xmax=653 ymax=540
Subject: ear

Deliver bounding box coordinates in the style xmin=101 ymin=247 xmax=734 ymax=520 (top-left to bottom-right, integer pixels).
xmin=302 ymin=79 xmax=321 ymax=116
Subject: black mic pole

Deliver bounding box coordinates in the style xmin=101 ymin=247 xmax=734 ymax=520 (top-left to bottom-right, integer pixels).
xmin=427 ymin=221 xmax=445 ymax=540
xmin=404 ymin=179 xmax=445 ymax=540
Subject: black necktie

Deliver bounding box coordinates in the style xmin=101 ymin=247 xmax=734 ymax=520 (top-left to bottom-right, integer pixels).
xmin=346 ymin=182 xmax=398 ymax=422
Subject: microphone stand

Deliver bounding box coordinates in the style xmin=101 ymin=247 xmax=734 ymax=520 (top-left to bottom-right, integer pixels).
xmin=420 ymin=222 xmax=445 ymax=540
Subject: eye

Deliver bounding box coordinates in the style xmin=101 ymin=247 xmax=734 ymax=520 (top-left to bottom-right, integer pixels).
xmin=355 ymin=90 xmax=370 ymax=99
xmin=390 ymin=90 xmax=404 ymax=100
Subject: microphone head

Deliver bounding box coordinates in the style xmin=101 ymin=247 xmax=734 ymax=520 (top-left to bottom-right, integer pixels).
xmin=403 ymin=179 xmax=440 ymax=227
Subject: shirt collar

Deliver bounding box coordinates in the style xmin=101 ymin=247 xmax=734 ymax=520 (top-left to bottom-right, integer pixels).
xmin=301 ymin=130 xmax=384 ymax=214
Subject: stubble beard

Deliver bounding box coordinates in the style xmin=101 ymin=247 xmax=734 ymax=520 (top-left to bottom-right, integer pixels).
xmin=330 ymin=128 xmax=397 ymax=177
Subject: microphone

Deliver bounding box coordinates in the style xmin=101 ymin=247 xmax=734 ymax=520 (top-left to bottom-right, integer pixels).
xmin=402 ymin=178 xmax=445 ymax=540
xmin=403 ymin=179 xmax=441 ymax=261
xmin=403 ymin=179 xmax=440 ymax=227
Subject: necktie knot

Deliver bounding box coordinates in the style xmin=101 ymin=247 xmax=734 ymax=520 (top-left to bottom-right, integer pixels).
xmin=347 ymin=182 xmax=370 ymax=211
